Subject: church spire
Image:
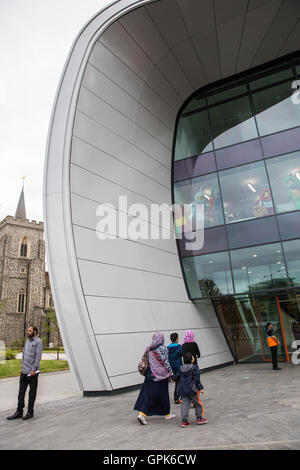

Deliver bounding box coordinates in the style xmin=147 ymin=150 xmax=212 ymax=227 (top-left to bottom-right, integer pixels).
xmin=15 ymin=177 xmax=27 ymax=220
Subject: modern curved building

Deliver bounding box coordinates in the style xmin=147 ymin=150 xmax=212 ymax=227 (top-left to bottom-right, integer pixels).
xmin=44 ymin=0 xmax=300 ymax=392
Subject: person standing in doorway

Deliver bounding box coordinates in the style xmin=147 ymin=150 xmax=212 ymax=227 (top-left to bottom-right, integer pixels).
xmin=266 ymin=322 xmax=281 ymax=371
xmin=7 ymin=325 xmax=43 ymax=421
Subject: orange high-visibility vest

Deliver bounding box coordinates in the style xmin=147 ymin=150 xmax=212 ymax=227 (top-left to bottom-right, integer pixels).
xmin=268 ymin=336 xmax=279 ymax=347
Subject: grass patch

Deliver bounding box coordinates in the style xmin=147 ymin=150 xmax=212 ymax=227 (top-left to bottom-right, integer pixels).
xmin=0 ymin=359 xmax=69 ymax=379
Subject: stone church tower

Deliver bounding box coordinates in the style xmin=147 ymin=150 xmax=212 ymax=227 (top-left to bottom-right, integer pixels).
xmin=0 ymin=185 xmax=47 ymax=346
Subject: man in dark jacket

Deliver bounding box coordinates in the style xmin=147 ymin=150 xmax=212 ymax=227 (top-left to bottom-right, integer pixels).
xmin=167 ymin=333 xmax=183 ymax=404
xmin=177 ymin=352 xmax=207 ymax=427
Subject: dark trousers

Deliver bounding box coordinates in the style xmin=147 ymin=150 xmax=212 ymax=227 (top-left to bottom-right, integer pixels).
xmin=174 ymin=377 xmax=180 ymax=402
xmin=181 ymin=392 xmax=204 ymax=422
xmin=17 ymin=373 xmax=38 ymax=414
xmin=270 ymin=346 xmax=278 ymax=370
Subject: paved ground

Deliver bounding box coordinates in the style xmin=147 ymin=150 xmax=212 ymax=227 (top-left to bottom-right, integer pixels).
xmin=1 ymin=363 xmax=300 ymax=450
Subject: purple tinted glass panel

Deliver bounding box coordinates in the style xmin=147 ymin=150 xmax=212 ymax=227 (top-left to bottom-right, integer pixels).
xmin=215 ymin=139 xmax=263 ymax=171
xmin=227 ymin=216 xmax=279 ymax=249
xmin=261 ymin=127 xmax=300 ymax=158
xmin=178 ymin=225 xmax=228 ymax=257
xmin=278 ymin=212 xmax=300 ymax=240
xmin=173 ymin=152 xmax=216 ymax=182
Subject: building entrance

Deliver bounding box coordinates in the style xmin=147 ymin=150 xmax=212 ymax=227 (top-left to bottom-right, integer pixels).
xmin=213 ymin=293 xmax=300 ymax=363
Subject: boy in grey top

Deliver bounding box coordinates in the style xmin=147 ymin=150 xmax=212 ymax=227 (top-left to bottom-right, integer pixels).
xmin=7 ymin=325 xmax=43 ymax=421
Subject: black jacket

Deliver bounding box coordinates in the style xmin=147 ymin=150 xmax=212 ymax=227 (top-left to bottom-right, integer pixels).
xmin=177 ymin=364 xmax=203 ymax=399
xmin=182 ymin=342 xmax=201 ymax=366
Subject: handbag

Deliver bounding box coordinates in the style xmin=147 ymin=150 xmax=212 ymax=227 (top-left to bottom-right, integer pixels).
xmin=138 ymin=349 xmax=149 ymax=376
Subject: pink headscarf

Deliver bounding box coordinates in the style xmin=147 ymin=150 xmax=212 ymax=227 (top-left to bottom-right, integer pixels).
xmin=183 ymin=330 xmax=195 ymax=343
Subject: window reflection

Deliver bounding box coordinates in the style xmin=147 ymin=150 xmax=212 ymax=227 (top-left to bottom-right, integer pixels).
xmin=183 ymin=252 xmax=233 ymax=298
xmin=266 ymin=152 xmax=300 ymax=213
xmin=209 ymin=95 xmax=258 ymax=150
xmin=219 ymin=161 xmax=274 ymax=224
xmin=231 ymin=244 xmax=288 ymax=294
xmin=174 ymin=173 xmax=224 ymax=232
xmin=174 ymin=109 xmax=212 ymax=161
xmin=282 ymin=239 xmax=300 ymax=287
xmin=252 ymin=80 xmax=300 ymax=136
xmin=249 ymin=66 xmax=293 ymax=91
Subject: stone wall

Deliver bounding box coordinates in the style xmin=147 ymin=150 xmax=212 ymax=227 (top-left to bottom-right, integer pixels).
xmin=0 ymin=217 xmax=51 ymax=346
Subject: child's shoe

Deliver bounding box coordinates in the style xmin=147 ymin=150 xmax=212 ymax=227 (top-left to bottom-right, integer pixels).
xmin=196 ymin=417 xmax=207 ymax=425
xmin=181 ymin=421 xmax=191 ymax=428
xmin=137 ymin=414 xmax=148 ymax=425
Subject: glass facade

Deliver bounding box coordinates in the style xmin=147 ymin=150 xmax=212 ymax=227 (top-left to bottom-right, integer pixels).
xmin=173 ymin=55 xmax=300 ymax=363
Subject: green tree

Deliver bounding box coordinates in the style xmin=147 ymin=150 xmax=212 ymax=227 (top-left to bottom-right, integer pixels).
xmin=45 ymin=307 xmax=61 ymax=360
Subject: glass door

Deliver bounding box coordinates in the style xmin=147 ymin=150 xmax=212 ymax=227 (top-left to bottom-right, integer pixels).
xmin=253 ymin=295 xmax=287 ymax=362
xmin=277 ymin=293 xmax=300 ymax=358
xmin=213 ymin=294 xmax=290 ymax=363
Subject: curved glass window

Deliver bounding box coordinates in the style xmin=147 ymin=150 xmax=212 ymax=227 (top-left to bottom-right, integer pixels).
xmin=173 ymin=54 xmax=300 ymax=300
xmin=174 ymin=173 xmax=224 ymax=231
xmin=183 ymin=252 xmax=233 ymax=298
xmin=174 ymin=109 xmax=212 ymax=161
xmin=266 ymin=152 xmax=300 ymax=213
xmin=209 ymin=95 xmax=258 ymax=150
xmin=230 ymin=243 xmax=288 ymax=294
xmin=252 ymin=80 xmax=300 ymax=136
xmin=219 ymin=161 xmax=274 ymax=224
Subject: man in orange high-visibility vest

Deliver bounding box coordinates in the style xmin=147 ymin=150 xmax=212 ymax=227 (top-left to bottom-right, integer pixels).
xmin=266 ymin=323 xmax=281 ymax=370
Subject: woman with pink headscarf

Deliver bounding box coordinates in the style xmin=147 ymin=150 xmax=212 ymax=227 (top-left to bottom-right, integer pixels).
xmin=182 ymin=330 xmax=201 ymax=367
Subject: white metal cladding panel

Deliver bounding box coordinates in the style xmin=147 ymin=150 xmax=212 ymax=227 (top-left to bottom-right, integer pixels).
xmin=77 ymin=259 xmax=190 ymax=302
xmin=150 ymin=300 xmax=221 ymax=331
xmin=95 ymin=329 xmax=232 ymax=378
xmin=73 ymin=225 xmax=182 ymax=277
xmin=73 ymin=110 xmax=171 ymax=173
xmin=80 ymin=69 xmax=173 ymax=149
xmin=71 ymin=136 xmax=170 ymax=200
xmin=110 ymin=372 xmax=144 ymax=390
xmin=236 ymin=0 xmax=283 ymax=72
xmin=89 ymin=41 xmax=180 ymax=115
xmin=84 ymin=296 xmax=219 ymax=336
xmin=119 ymin=6 xmax=169 ymax=63
xmin=198 ymin=350 xmax=234 ymax=370
xmin=85 ymin=296 xmax=157 ymax=334
xmin=70 ymin=193 xmax=176 ymax=253
xmin=77 ymin=87 xmax=172 ymax=159
xmin=70 ymin=164 xmax=173 ymax=226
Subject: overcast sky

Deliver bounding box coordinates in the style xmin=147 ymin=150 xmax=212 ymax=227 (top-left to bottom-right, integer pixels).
xmin=0 ymin=0 xmax=110 ymax=223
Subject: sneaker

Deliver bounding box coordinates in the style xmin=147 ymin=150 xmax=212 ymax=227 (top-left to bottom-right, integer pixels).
xmin=7 ymin=411 xmax=23 ymax=421
xmin=165 ymin=413 xmax=176 ymax=420
xmin=137 ymin=414 xmax=148 ymax=425
xmin=197 ymin=417 xmax=208 ymax=425
xmin=175 ymin=400 xmax=182 ymax=404
xmin=181 ymin=421 xmax=191 ymax=428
